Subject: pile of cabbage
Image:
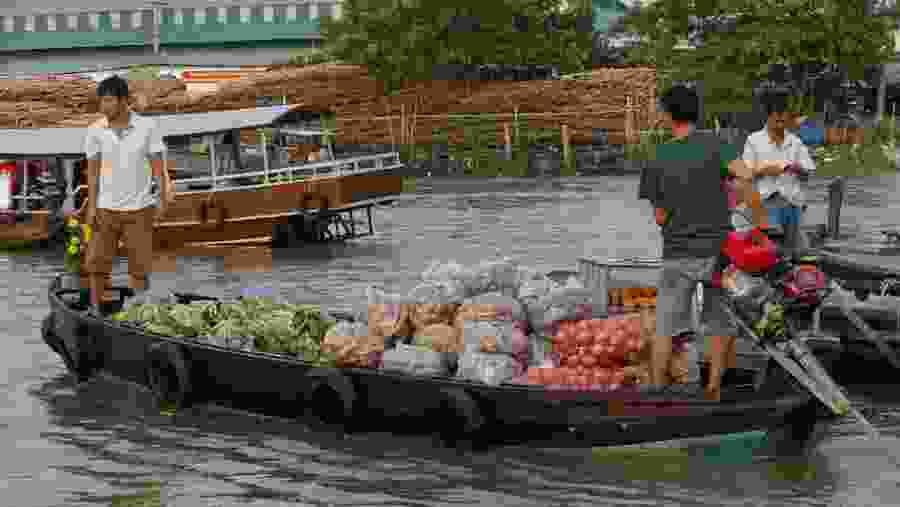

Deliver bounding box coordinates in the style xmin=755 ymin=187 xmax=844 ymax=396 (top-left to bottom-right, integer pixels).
xmin=114 ymin=297 xmax=338 ymax=366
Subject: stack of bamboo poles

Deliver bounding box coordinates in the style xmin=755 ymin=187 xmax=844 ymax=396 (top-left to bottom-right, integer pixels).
xmin=339 ymin=94 xmax=647 ymax=172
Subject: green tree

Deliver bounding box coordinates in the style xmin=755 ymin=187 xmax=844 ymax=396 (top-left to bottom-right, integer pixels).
xmin=320 ymin=0 xmax=593 ymax=95
xmin=621 ymin=0 xmax=895 ymax=125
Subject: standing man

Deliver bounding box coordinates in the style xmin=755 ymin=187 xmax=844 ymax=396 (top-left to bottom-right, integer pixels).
xmin=81 ymin=75 xmax=172 ymax=313
xmin=743 ymin=87 xmax=817 ymax=254
xmin=638 ymin=84 xmax=753 ymax=400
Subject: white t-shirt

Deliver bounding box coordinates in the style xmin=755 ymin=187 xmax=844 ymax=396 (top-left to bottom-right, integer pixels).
xmin=742 ymin=129 xmax=816 ymax=207
xmin=83 ymin=112 xmax=165 ymax=210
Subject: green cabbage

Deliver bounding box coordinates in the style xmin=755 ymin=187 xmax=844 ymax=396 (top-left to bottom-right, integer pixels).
xmin=119 ymin=297 xmax=337 ymax=366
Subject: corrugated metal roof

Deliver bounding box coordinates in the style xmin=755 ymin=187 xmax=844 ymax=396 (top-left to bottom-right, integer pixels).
xmin=0 ymin=104 xmax=311 ymax=156
xmin=0 ymin=128 xmax=87 ymax=158
xmin=153 ymin=104 xmax=301 ymax=138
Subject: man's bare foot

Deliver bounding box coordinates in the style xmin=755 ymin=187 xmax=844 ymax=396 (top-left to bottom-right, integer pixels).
xmin=704 ymin=386 xmax=721 ymax=402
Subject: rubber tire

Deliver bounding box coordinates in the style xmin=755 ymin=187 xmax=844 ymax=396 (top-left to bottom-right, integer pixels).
xmin=145 ymin=342 xmax=194 ymax=410
xmin=305 ymin=369 xmax=357 ymax=436
xmin=433 ymin=388 xmax=485 ymax=451
xmin=41 ymin=314 xmax=81 ymax=379
xmin=43 ymin=315 xmax=97 ymax=383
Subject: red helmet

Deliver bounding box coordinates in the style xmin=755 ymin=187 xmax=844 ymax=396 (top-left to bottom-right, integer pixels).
xmin=724 ymin=230 xmax=777 ymax=273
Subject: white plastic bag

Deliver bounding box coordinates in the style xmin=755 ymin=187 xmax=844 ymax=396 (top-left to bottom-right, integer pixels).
xmin=381 ymin=344 xmax=449 ymax=376
xmin=527 ymin=287 xmax=594 ymax=336
xmin=461 ymin=292 xmax=527 ymax=322
xmin=408 ymin=280 xmax=468 ymax=304
xmin=326 ymin=320 xmax=368 ymax=339
xmin=469 ymin=258 xmax=520 ymax=297
xmin=461 ymin=320 xmax=515 ymax=355
xmin=421 ymin=260 xmax=477 ymax=289
xmin=457 ymin=352 xmax=517 ymax=386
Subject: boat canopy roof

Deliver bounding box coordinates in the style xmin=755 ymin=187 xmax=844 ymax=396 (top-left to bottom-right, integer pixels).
xmin=0 ymin=128 xmax=88 ymax=158
xmin=153 ymin=104 xmax=306 ymax=138
xmin=0 ymin=104 xmax=310 ymax=158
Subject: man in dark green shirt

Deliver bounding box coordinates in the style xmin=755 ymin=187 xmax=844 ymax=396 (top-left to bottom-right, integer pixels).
xmin=638 ymin=84 xmax=752 ymax=400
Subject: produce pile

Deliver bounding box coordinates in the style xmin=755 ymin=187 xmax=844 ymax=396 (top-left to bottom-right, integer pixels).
xmin=108 ymin=257 xmax=698 ymax=391
xmin=528 ymin=316 xmax=650 ymax=388
xmin=115 ymin=297 xmax=338 ymax=367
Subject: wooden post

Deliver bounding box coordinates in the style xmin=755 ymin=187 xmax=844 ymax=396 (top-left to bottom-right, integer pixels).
xmin=513 ymin=106 xmax=520 ymax=146
xmin=503 ymin=123 xmax=512 ymax=161
xmin=561 ymin=123 xmax=571 ymax=169
xmin=230 ymin=129 xmax=243 ymax=173
xmin=625 ymin=96 xmax=634 ymax=144
xmin=827 ymin=177 xmax=846 ymax=240
xmin=401 ymin=103 xmax=407 ymax=149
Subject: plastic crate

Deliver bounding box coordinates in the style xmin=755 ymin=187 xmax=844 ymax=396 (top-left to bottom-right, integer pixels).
xmin=576 ymin=256 xmax=661 ymax=317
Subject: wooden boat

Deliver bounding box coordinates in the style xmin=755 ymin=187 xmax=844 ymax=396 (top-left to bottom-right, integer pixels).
xmin=0 ymin=105 xmax=404 ymax=248
xmin=40 ymin=274 xmax=831 ymax=452
xmin=572 ymin=255 xmax=900 ymax=389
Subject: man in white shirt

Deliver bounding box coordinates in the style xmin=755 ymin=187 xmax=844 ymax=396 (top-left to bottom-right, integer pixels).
xmin=742 ymin=88 xmax=817 ymax=254
xmin=81 ymin=75 xmax=172 ymax=312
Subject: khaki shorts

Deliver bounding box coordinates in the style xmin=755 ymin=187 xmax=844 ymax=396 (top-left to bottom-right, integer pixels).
xmin=84 ymin=207 xmax=155 ymax=281
xmin=656 ymin=257 xmax=738 ymax=339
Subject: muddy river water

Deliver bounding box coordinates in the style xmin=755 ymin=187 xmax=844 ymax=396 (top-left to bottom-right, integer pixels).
xmin=4 ymin=174 xmax=900 ymax=507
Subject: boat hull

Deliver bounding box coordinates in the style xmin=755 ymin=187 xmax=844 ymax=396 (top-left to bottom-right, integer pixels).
xmin=6 ymin=170 xmax=401 ymax=247
xmin=43 ymin=276 xmax=825 ymax=451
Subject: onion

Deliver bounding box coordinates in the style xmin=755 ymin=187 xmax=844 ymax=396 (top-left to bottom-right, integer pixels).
xmin=581 ymin=354 xmax=597 ymax=368
xmin=575 ymin=331 xmax=593 ymax=346
xmin=576 ymin=320 xmax=591 ymax=334
xmin=591 ymin=343 xmax=605 ymax=356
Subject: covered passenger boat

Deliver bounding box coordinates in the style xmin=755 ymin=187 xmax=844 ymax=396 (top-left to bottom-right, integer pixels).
xmin=0 ymin=104 xmax=404 ymax=247
xmin=41 ymin=273 xmax=832 ymax=452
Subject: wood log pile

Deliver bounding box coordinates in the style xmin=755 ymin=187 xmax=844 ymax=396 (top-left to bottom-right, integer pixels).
xmin=0 ymin=78 xmax=187 ymax=128
xmin=0 ymin=65 xmax=658 ymax=147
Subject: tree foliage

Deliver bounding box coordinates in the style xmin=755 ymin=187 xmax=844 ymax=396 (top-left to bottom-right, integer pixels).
xmin=620 ymin=0 xmax=895 ymax=124
xmin=320 ymin=0 xmax=593 ymax=95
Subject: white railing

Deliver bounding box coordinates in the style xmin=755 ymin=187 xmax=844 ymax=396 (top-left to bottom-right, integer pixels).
xmin=174 ymin=152 xmax=402 ymax=193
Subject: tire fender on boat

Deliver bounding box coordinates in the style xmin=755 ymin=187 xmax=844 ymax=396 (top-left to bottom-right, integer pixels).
xmin=145 ymin=341 xmax=194 ymax=409
xmin=435 ymin=388 xmax=485 ymax=437
xmin=44 ymin=314 xmax=97 ymax=382
xmin=304 ymin=368 xmax=356 ymax=426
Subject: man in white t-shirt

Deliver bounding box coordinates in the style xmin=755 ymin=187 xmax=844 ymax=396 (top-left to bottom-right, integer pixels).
xmin=81 ymin=75 xmax=172 ymax=312
xmin=742 ymin=88 xmax=816 ymax=254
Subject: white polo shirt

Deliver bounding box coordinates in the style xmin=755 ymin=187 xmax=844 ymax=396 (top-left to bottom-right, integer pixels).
xmin=742 ymin=128 xmax=816 ymax=207
xmin=83 ymin=112 xmax=165 ymax=211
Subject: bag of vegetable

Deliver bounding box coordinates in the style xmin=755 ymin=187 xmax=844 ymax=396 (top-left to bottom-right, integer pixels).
xmin=468 ymin=258 xmax=521 ymax=297
xmin=366 ymin=287 xmax=415 ymax=340
xmin=413 ymin=323 xmax=462 ymax=353
xmin=421 ymin=260 xmax=478 ymax=293
xmin=409 ymin=303 xmax=459 ymax=331
xmin=322 ymin=321 xmax=384 ymax=368
xmin=458 ymin=292 xmax=527 ymax=322
xmin=381 ymin=343 xmax=451 ymax=376
xmin=526 ymin=287 xmax=594 ymax=337
xmin=457 ymin=352 xmax=517 ymax=386
xmin=407 ymin=280 xmax=468 ymax=304
xmin=460 ymin=319 xmax=519 ymax=355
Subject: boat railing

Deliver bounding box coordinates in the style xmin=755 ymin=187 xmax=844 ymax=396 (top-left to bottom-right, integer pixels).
xmin=174 ymin=152 xmax=403 ymax=192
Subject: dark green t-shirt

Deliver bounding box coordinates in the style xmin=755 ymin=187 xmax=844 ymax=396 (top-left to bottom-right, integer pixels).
xmin=638 ymin=132 xmax=736 ymax=259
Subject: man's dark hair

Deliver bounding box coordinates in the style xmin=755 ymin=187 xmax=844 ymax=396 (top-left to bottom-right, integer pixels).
xmin=659 ymin=84 xmax=700 ymax=123
xmin=96 ymin=75 xmax=129 ymax=99
xmin=760 ymin=86 xmax=790 ymax=116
